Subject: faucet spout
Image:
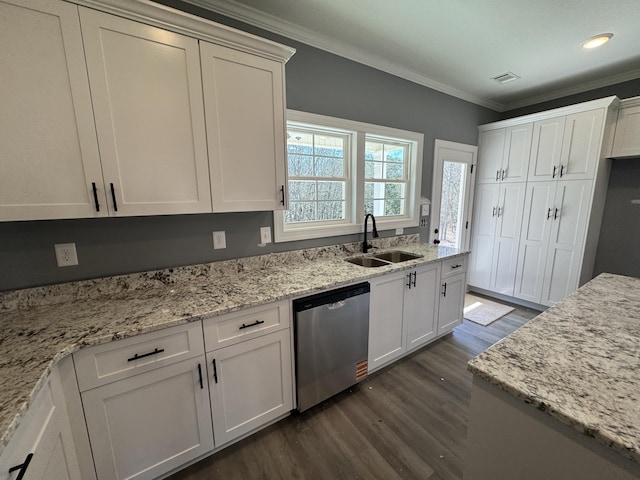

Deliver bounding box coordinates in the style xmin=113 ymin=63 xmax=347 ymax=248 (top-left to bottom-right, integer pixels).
xmin=363 ymin=213 xmax=379 ymax=253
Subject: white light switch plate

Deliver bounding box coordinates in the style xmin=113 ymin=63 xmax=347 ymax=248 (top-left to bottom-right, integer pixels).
xmin=260 ymin=226 xmax=272 ymax=244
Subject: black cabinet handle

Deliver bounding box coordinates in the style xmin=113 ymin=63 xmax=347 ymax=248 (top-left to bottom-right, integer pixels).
xmin=9 ymin=453 xmax=33 ymax=480
xmin=442 ymin=282 xmax=448 ymax=297
xmin=501 ymin=169 xmax=506 ymax=181
xmin=197 ymin=363 xmax=203 ymax=389
xmin=280 ymin=185 xmax=285 ymax=206
xmin=451 ymin=264 xmax=462 ymax=269
xmin=554 ymin=207 xmax=559 ymax=220
xmin=492 ymin=206 xmax=497 ymax=217
xmin=496 ymin=169 xmax=500 ymax=181
xmin=412 ymin=271 xmax=417 ymax=287
xmin=212 ymin=359 xmax=218 ymax=383
xmin=110 ymin=183 xmax=118 ymax=212
xmin=127 ymin=347 xmax=164 ymax=362
xmin=560 ymin=164 xmax=565 ymax=177
xmin=547 ymin=208 xmax=552 ymax=220
xmin=239 ymin=320 xmax=265 ymax=330
xmin=552 ymin=165 xmax=557 ymax=178
xmin=406 ymin=273 xmax=412 ymax=289
xmin=92 ymin=182 xmax=100 ymax=212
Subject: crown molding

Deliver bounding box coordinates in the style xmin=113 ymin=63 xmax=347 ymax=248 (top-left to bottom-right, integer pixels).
xmin=183 ymin=0 xmax=504 ymax=112
xmin=500 ymin=67 xmax=640 ymax=112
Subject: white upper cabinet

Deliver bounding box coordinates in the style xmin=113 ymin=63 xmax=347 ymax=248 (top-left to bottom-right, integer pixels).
xmin=80 ymin=8 xmax=212 ymax=216
xmin=558 ymin=109 xmax=604 ymax=180
xmin=477 ymin=124 xmax=532 ymax=184
xmin=1 ymin=0 xmax=295 ymax=222
xmin=201 ymin=42 xmax=288 ymax=212
xmin=611 ymin=100 xmax=640 ymax=158
xmin=0 ymin=0 xmax=105 ymax=221
xmin=528 ymin=116 xmax=566 ymax=182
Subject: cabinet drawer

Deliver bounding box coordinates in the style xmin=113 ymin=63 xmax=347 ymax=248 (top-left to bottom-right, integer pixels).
xmin=441 ymin=255 xmax=467 ymax=279
xmin=203 ymin=301 xmax=290 ymax=352
xmin=74 ymin=321 xmax=204 ymax=392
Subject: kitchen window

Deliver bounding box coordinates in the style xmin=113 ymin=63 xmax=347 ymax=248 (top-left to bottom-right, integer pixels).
xmin=274 ymin=111 xmax=423 ymax=242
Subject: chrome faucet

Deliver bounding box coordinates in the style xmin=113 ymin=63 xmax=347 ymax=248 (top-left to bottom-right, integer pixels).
xmin=363 ymin=213 xmax=379 ymax=253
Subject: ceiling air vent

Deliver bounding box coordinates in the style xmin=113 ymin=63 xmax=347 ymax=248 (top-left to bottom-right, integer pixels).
xmin=492 ymin=72 xmax=520 ymax=84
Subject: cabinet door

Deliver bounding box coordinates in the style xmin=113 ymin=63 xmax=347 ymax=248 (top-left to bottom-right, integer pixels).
xmin=468 ymin=184 xmax=499 ymax=289
xmin=540 ymin=180 xmax=592 ymax=306
xmin=612 ymin=105 xmax=640 ymax=157
xmin=201 ymin=42 xmax=287 ymax=212
xmin=0 ymin=0 xmax=105 ymax=221
xmin=476 ymin=129 xmax=505 ymax=184
xmin=501 ymin=124 xmax=532 ymax=183
xmin=405 ymin=264 xmax=440 ymax=352
xmin=438 ymin=273 xmax=466 ymax=336
xmin=368 ymin=271 xmax=407 ymax=372
xmin=207 ymin=329 xmax=293 ymax=447
xmin=490 ymin=183 xmax=526 ymax=295
xmin=528 ymin=116 xmax=566 ymax=182
xmin=80 ymin=8 xmax=212 ymax=217
xmin=513 ymin=182 xmax=556 ymax=303
xmin=0 ymin=373 xmax=81 ymax=480
xmin=559 ymin=109 xmax=604 ymax=180
xmin=82 ymin=357 xmax=214 ymax=480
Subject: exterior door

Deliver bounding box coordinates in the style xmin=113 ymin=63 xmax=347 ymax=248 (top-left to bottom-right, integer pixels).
xmin=430 ymin=140 xmax=477 ymax=249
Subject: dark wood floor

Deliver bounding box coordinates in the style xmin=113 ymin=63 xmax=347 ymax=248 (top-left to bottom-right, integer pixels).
xmin=168 ymin=297 xmax=539 ymax=480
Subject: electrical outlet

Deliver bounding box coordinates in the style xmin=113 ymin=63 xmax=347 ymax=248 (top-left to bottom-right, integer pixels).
xmin=54 ymin=243 xmax=78 ymax=267
xmin=212 ymin=231 xmax=226 ymax=249
xmin=420 ymin=218 xmax=428 ymax=227
xmin=260 ymin=226 xmax=272 ymax=244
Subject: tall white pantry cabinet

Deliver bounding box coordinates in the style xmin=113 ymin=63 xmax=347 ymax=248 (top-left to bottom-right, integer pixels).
xmin=468 ymin=97 xmax=620 ymax=307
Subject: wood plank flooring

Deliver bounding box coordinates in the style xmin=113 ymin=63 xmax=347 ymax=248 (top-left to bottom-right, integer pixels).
xmin=167 ymin=297 xmax=539 ymax=480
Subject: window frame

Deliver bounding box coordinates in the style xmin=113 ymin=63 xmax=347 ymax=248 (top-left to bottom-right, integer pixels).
xmin=274 ymin=110 xmax=423 ymax=243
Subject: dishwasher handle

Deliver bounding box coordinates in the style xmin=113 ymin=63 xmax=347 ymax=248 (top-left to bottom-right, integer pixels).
xmin=327 ymin=300 xmax=346 ymax=310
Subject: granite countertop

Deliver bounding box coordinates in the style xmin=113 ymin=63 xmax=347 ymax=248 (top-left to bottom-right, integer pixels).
xmin=0 ymin=235 xmax=466 ymax=454
xmin=468 ymin=273 xmax=640 ymax=465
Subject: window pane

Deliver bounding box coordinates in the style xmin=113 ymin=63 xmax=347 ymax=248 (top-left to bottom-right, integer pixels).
xmin=384 ymin=183 xmax=404 ymax=199
xmin=315 ymin=157 xmax=344 ymax=177
xmin=317 ymin=181 xmax=344 ymax=200
xmin=439 ymin=161 xmax=466 ymax=248
xmin=385 ymin=199 xmax=403 ymax=216
xmin=318 ymin=201 xmax=345 ymax=221
xmin=287 ymin=154 xmax=313 ymax=176
xmin=285 ymin=202 xmax=316 ymax=223
xmin=384 ymin=162 xmax=404 ymax=180
xmin=289 ymin=180 xmax=316 ymax=201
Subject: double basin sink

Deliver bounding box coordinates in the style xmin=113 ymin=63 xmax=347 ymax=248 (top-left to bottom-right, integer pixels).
xmin=345 ymin=250 xmax=423 ymax=268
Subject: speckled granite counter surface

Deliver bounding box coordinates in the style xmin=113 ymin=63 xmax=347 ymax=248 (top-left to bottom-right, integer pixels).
xmin=0 ymin=235 xmax=466 ymax=454
xmin=468 ymin=273 xmax=640 ymax=465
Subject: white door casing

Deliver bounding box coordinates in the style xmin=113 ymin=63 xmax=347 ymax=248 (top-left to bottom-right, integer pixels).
xmin=430 ymin=140 xmax=477 ymax=249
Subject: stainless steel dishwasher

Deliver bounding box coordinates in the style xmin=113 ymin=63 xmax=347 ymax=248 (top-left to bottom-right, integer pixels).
xmin=293 ymin=282 xmax=370 ymax=412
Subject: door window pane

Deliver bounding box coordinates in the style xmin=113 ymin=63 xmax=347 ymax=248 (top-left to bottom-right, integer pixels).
xmin=439 ymin=161 xmax=466 ymax=248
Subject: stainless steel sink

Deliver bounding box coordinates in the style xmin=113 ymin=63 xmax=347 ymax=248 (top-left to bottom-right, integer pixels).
xmin=374 ymin=250 xmax=423 ymax=263
xmin=345 ymin=256 xmax=389 ymax=268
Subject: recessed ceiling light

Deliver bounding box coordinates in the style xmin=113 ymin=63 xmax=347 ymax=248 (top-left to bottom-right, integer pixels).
xmin=582 ymin=33 xmax=613 ymax=49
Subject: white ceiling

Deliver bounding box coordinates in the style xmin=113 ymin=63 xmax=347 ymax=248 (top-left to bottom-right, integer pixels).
xmin=186 ymin=0 xmax=640 ymax=112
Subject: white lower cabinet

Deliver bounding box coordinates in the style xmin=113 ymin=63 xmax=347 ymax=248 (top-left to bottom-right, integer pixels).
xmin=81 ymin=357 xmax=214 ymax=480
xmin=514 ymin=179 xmax=592 ymax=306
xmin=206 ymin=329 xmax=293 ymax=447
xmin=437 ymin=273 xmax=466 ymax=335
xmin=0 ymin=369 xmax=81 ymax=480
xmin=369 ymin=258 xmax=466 ymax=373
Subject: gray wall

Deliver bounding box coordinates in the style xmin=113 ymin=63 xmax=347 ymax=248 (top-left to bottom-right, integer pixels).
xmin=593 ymin=159 xmax=640 ymax=278
xmin=0 ymin=2 xmax=498 ymax=291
